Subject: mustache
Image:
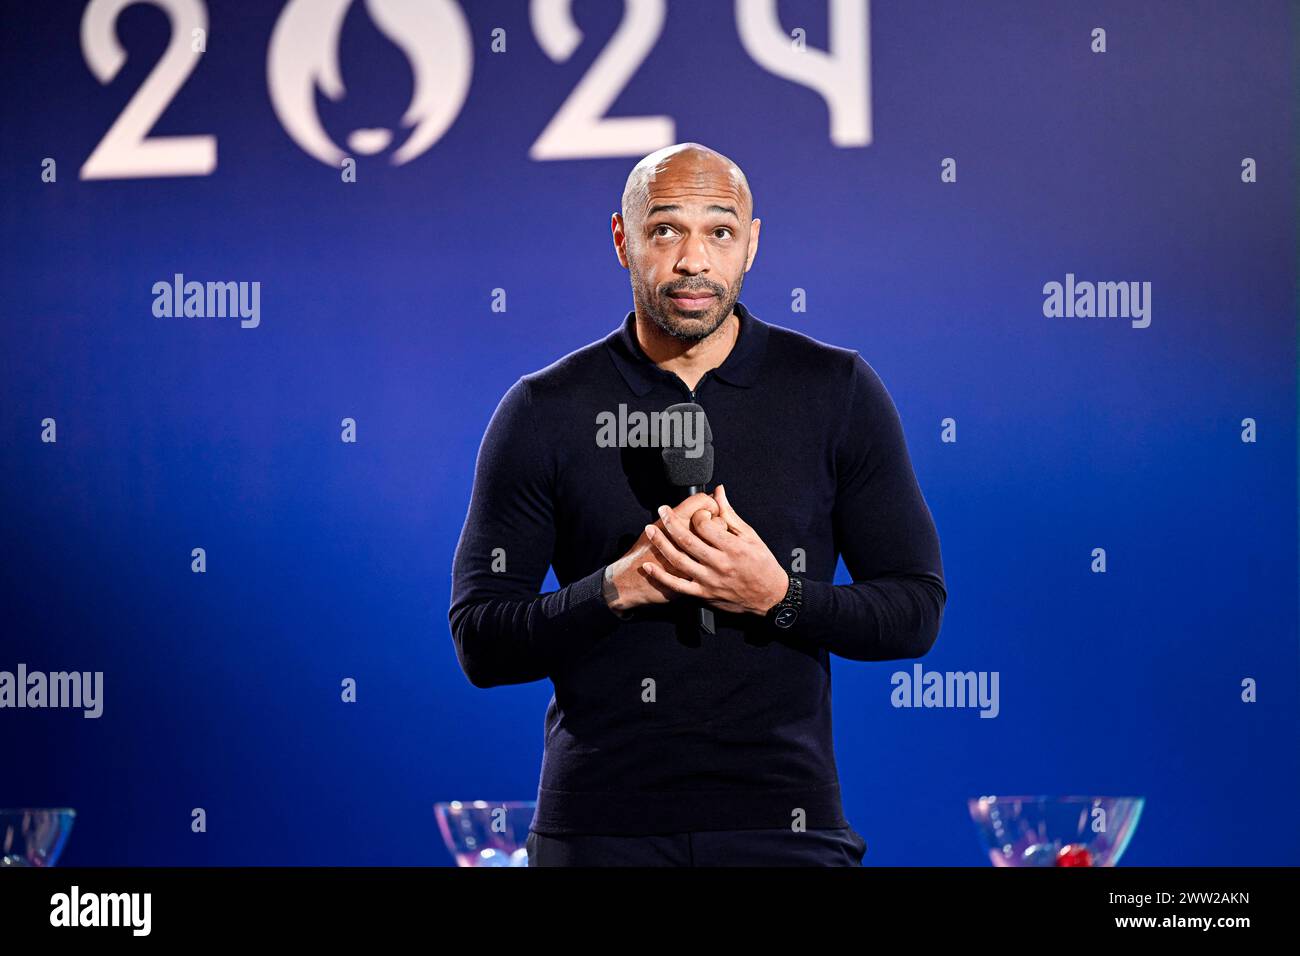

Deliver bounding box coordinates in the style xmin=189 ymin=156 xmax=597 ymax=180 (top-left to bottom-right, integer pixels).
xmin=664 ymin=283 xmax=724 ymax=296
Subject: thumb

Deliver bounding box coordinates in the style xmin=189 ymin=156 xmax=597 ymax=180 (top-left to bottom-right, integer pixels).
xmin=715 ymin=484 xmax=752 ymax=535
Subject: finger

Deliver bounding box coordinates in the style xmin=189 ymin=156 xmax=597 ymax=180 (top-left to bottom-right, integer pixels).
xmin=689 ymin=509 xmax=734 ymax=549
xmin=640 ymin=560 xmax=705 ymax=598
xmin=676 ymin=491 xmax=719 ymax=518
xmin=645 ymin=522 xmax=712 ymax=580
xmin=656 ymin=505 xmax=726 ymax=566
xmin=714 ymin=484 xmax=755 ymax=537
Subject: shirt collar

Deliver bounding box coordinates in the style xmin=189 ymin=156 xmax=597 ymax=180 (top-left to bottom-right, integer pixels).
xmin=605 ymin=299 xmax=770 ymax=397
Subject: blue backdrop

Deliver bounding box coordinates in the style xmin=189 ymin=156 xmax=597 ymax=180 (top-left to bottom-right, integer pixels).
xmin=2 ymin=0 xmax=1296 ymax=865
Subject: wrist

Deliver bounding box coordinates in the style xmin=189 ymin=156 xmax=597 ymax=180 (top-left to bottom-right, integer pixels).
xmin=603 ymin=564 xmax=634 ymax=618
xmin=758 ymin=569 xmax=791 ymax=615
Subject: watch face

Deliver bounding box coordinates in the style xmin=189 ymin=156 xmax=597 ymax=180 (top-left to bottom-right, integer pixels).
xmin=774 ymin=606 xmax=798 ymax=628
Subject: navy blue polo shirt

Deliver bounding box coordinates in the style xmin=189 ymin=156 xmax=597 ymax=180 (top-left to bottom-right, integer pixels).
xmin=449 ymin=301 xmax=946 ymax=835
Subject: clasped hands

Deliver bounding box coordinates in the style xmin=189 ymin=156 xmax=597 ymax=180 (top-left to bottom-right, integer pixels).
xmin=604 ymin=484 xmax=789 ymax=617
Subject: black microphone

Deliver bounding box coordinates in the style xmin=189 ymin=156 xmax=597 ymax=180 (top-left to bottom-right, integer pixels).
xmin=660 ymin=402 xmax=716 ymax=635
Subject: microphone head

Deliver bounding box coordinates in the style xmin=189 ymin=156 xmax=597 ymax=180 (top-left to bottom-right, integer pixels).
xmin=660 ymin=402 xmax=714 ymax=488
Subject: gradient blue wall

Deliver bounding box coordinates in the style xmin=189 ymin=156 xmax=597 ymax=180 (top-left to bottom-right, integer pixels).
xmin=2 ymin=0 xmax=1295 ymax=865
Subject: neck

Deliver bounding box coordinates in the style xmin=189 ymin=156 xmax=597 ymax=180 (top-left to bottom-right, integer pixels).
xmin=635 ymin=308 xmax=739 ymax=392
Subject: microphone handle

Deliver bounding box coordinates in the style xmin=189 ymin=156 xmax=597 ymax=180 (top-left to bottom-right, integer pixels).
xmin=681 ymin=484 xmax=714 ymax=634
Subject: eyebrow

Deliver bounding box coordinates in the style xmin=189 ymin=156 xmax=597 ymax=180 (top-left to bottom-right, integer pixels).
xmin=646 ymin=203 xmax=740 ymax=223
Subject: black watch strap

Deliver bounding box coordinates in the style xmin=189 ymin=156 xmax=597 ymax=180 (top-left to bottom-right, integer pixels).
xmin=766 ymin=573 xmax=802 ymax=629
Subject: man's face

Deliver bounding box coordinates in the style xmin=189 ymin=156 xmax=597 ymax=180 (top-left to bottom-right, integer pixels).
xmin=617 ymin=162 xmax=759 ymax=342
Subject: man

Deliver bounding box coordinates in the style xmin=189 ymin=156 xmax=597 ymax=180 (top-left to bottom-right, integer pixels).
xmin=449 ymin=143 xmax=946 ymax=866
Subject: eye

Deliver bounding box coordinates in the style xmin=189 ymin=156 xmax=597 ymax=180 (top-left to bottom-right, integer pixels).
xmin=714 ymin=227 xmax=733 ymax=239
xmin=652 ymin=224 xmax=675 ymax=238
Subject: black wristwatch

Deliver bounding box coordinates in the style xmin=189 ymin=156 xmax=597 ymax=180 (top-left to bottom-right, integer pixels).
xmin=765 ymin=572 xmax=802 ymax=629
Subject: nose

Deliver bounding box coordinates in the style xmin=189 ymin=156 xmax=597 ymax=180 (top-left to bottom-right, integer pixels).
xmin=674 ymin=233 xmax=710 ymax=276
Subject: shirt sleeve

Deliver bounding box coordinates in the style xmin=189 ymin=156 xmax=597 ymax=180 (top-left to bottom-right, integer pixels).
xmin=448 ymin=377 xmax=623 ymax=688
xmin=773 ymin=353 xmax=947 ymax=661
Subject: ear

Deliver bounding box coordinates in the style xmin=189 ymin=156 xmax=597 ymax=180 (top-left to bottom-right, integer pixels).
xmin=612 ymin=213 xmax=630 ymax=268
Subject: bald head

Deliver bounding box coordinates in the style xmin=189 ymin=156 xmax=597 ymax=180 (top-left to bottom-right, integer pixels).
xmin=621 ymin=143 xmax=753 ymax=235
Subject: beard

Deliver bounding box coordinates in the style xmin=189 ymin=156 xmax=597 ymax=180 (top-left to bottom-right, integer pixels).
xmin=632 ymin=267 xmax=744 ymax=343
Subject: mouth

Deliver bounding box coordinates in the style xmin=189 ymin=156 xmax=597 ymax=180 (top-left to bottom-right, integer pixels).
xmin=667 ymin=291 xmax=717 ymax=310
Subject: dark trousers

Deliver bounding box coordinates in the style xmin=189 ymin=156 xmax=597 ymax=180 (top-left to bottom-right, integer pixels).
xmin=526 ymin=825 xmax=866 ymax=867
